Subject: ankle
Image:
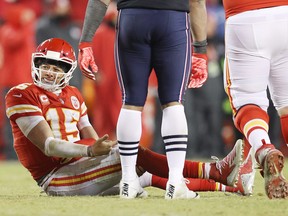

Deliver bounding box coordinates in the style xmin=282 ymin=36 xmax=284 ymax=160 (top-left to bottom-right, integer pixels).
xmin=255 ymin=144 xmax=275 ymax=167
xmin=208 ymin=162 xmax=220 ymax=181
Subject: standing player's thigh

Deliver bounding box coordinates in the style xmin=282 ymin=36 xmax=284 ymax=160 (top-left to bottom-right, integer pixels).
xmin=115 ymin=9 xmax=152 ymax=106
xmin=153 ymin=11 xmax=191 ymax=105
xmin=224 ymin=16 xmax=271 ymax=111
xmin=269 ymin=54 xmax=288 ymax=110
xmin=224 ymin=54 xmax=270 ymax=112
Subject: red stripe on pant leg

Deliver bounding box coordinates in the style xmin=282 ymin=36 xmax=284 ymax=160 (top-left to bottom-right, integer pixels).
xmin=49 ymin=164 xmax=121 ymax=186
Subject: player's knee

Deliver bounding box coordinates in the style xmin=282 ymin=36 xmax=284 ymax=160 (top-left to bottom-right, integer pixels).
xmin=161 ymin=101 xmax=182 ymax=110
xmin=234 ymin=104 xmax=268 ymax=133
xmin=277 ymin=106 xmax=288 ymax=117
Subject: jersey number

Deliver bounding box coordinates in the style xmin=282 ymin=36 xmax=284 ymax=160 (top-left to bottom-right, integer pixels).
xmin=46 ymin=108 xmax=80 ymax=142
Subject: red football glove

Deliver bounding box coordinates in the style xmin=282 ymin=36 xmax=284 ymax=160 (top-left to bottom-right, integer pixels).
xmin=78 ymin=42 xmax=98 ymax=80
xmin=188 ymin=53 xmax=208 ymax=88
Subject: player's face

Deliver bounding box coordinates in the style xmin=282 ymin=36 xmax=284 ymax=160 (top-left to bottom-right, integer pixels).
xmin=39 ymin=63 xmax=65 ymax=86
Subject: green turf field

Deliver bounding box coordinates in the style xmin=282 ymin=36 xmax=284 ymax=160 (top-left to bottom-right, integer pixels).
xmin=1 ymin=160 xmax=288 ymax=216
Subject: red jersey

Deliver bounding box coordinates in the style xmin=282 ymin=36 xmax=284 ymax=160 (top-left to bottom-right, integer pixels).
xmin=223 ymin=0 xmax=288 ymax=19
xmin=5 ymin=83 xmax=88 ymax=181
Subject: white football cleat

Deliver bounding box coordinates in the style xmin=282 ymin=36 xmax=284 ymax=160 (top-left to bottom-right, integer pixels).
xmin=235 ymin=149 xmax=256 ymax=196
xmin=119 ymin=177 xmax=148 ymax=199
xmin=165 ymin=179 xmax=199 ymax=200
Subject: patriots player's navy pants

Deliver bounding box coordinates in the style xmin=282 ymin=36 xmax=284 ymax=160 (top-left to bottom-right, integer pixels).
xmin=115 ymin=9 xmax=191 ymax=106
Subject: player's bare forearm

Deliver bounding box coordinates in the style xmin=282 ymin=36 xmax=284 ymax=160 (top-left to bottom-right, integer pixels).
xmin=80 ymin=0 xmax=110 ymax=42
xmin=27 ymin=121 xmax=115 ymax=158
xmin=189 ymin=0 xmax=207 ymax=42
xmin=27 ymin=120 xmax=55 ymax=153
xmin=80 ymin=125 xmax=99 ymax=140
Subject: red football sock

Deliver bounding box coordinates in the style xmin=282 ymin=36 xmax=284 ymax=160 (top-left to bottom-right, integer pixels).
xmin=186 ymin=179 xmax=220 ymax=191
xmin=183 ymin=160 xmax=202 ymax=178
xmin=151 ymin=175 xmax=232 ymax=192
xmin=225 ymin=185 xmax=240 ymax=193
xmin=137 ymin=146 xmax=201 ymax=178
xmin=243 ymin=138 xmax=252 ymax=159
xmin=137 ymin=146 xmax=169 ymax=178
xmin=151 ymin=175 xmax=168 ymax=190
xmin=234 ymin=104 xmax=269 ymax=138
xmin=280 ymin=115 xmax=288 ymax=146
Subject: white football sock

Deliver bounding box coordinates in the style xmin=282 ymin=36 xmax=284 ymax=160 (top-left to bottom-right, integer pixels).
xmin=117 ymin=108 xmax=141 ymax=181
xmin=139 ymin=172 xmax=152 ymax=188
xmin=162 ymin=105 xmax=188 ymax=184
xmin=248 ymin=129 xmax=271 ymax=153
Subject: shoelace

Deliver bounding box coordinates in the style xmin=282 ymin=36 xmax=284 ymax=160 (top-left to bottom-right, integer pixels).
xmin=211 ymin=148 xmax=235 ymax=175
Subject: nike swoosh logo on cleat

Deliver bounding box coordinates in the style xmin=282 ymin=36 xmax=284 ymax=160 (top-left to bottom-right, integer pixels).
xmin=13 ymin=94 xmax=22 ymax=98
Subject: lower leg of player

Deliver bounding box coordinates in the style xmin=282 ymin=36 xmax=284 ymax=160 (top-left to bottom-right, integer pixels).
xmin=162 ymin=105 xmax=187 ymax=185
xmin=139 ymin=172 xmax=237 ymax=193
xmin=280 ymin=114 xmax=288 ymax=146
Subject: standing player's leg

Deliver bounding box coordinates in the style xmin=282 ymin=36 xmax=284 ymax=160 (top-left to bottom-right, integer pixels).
xmin=153 ymin=11 xmax=197 ymax=199
xmin=115 ymin=9 xmax=154 ymax=199
xmin=224 ymin=10 xmax=288 ymax=199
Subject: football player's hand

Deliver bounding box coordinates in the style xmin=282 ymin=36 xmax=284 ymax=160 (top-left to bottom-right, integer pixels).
xmin=188 ymin=53 xmax=208 ymax=88
xmin=78 ymin=42 xmax=98 ymax=80
xmin=87 ymin=134 xmax=117 ymax=156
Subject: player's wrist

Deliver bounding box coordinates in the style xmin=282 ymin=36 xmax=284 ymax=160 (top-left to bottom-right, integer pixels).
xmin=87 ymin=145 xmax=93 ymax=157
xmin=44 ymin=137 xmax=90 ymax=158
xmin=79 ymin=42 xmax=92 ymax=49
xmin=192 ymin=39 xmax=207 ymax=54
xmin=192 ymin=52 xmax=208 ymax=61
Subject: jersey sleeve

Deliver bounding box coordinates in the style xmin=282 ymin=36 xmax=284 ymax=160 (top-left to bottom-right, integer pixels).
xmin=5 ymin=84 xmax=43 ymax=122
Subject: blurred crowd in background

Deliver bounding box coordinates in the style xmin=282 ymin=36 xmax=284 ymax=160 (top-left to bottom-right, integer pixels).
xmin=0 ymin=0 xmax=286 ymax=160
